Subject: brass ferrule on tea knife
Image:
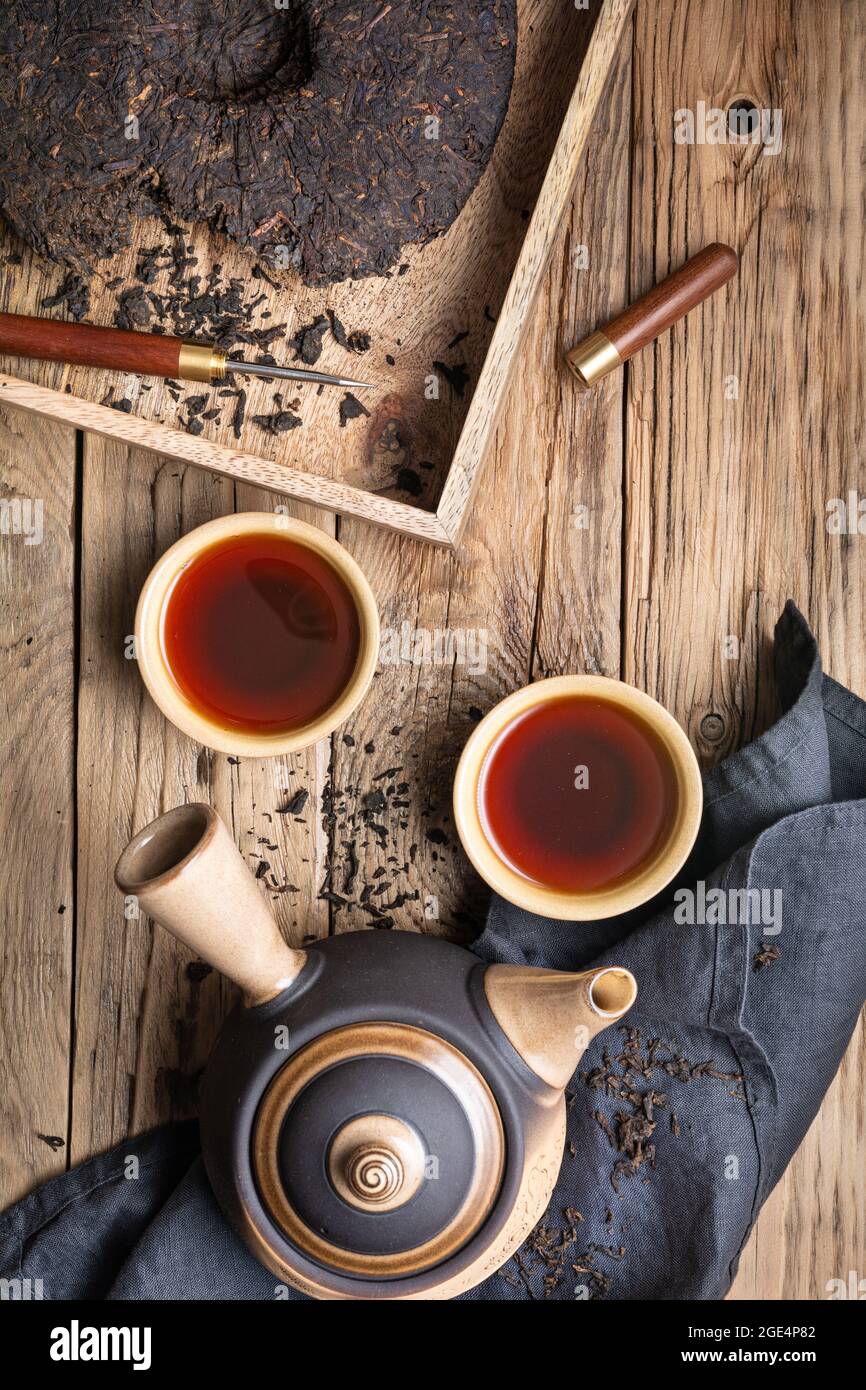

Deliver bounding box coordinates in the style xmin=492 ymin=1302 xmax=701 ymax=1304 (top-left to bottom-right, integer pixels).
xmin=177 ymin=344 xmax=373 ymax=389
xmin=565 ymin=243 xmax=739 ymax=390
xmin=177 ymin=342 xmax=229 ymax=383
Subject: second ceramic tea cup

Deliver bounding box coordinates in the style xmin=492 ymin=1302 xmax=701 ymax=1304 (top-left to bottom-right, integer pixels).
xmin=453 ymin=675 xmax=703 ymax=920
xmin=135 ymin=512 xmax=379 ymax=757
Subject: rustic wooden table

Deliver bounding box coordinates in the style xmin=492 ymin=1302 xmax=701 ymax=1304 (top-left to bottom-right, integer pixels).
xmin=1 ymin=0 xmax=863 ymax=1299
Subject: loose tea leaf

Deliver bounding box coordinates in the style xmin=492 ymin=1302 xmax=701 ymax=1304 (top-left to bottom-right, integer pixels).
xmin=115 ymin=286 xmax=153 ymax=330
xmin=290 ymin=315 xmax=329 ymax=366
xmin=753 ymin=943 xmax=781 ymax=971
xmin=252 ymin=409 xmax=303 ymax=435
xmin=230 ymin=389 xmax=247 ymax=440
xmin=339 ymin=392 xmax=370 ymax=428
xmin=0 ymin=1 xmax=517 ymax=286
xmin=433 ymin=359 xmax=471 ymax=396
xmin=278 ymin=789 xmax=309 ymax=817
xmin=327 ymin=311 xmax=371 ymax=354
xmin=40 ymin=272 xmax=90 ymax=322
xmin=36 ymin=1133 xmax=65 ymax=1150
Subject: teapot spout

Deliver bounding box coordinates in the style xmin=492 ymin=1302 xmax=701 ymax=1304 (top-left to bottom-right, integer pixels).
xmin=484 ymin=964 xmax=638 ymax=1091
xmin=115 ymin=803 xmax=306 ymax=1005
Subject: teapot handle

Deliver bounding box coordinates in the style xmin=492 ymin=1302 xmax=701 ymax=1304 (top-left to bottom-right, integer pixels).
xmin=115 ymin=803 xmax=306 ymax=1005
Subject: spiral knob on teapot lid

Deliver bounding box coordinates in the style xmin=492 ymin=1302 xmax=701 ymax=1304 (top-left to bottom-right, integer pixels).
xmin=328 ymin=1114 xmax=427 ymax=1211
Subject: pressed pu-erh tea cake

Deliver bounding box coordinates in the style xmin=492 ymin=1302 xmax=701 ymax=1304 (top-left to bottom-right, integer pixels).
xmin=0 ymin=0 xmax=517 ymax=285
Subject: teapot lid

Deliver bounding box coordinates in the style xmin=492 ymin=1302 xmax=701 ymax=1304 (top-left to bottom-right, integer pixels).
xmin=253 ymin=1022 xmax=505 ymax=1278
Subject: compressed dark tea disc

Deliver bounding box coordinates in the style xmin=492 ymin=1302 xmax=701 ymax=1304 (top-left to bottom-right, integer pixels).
xmin=0 ymin=0 xmax=517 ymax=285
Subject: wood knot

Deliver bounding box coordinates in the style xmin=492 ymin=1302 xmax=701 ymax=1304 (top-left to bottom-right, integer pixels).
xmin=726 ymin=100 xmax=761 ymax=141
xmin=699 ymin=712 xmax=726 ymax=743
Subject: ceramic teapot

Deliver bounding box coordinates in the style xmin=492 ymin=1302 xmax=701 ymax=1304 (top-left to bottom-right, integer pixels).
xmin=115 ymin=803 xmax=637 ymax=1300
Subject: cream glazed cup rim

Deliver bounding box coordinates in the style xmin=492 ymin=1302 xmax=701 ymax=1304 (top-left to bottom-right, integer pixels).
xmin=135 ymin=512 xmax=380 ymax=757
xmin=453 ymin=674 xmax=703 ymax=921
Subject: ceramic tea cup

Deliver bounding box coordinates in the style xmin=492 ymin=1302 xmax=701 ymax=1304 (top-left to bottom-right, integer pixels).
xmin=135 ymin=512 xmax=379 ymax=757
xmin=453 ymin=675 xmax=703 ymax=920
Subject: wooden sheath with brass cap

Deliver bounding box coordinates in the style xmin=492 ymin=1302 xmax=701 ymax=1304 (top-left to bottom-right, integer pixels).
xmin=566 ymin=242 xmax=738 ymax=389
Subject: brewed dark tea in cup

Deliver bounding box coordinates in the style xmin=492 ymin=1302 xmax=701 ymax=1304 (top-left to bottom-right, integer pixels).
xmin=478 ymin=696 xmax=678 ymax=893
xmin=163 ymin=533 xmax=361 ymax=734
xmin=135 ymin=513 xmax=379 ymax=757
xmin=454 ymin=675 xmax=702 ymax=920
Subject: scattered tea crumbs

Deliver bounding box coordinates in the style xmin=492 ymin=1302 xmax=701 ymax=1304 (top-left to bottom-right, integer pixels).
xmin=581 ymin=1025 xmax=743 ymax=1195
xmin=506 ymin=1217 xmax=620 ymax=1299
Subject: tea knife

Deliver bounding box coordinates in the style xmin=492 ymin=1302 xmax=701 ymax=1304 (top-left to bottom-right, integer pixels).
xmin=0 ymin=311 xmax=373 ymax=389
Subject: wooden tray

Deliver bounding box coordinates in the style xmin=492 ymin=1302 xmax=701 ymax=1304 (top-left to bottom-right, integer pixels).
xmin=0 ymin=0 xmax=631 ymax=547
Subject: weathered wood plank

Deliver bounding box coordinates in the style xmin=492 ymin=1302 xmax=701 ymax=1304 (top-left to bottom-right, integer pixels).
xmin=328 ymin=26 xmax=633 ymax=942
xmin=626 ymin=0 xmax=865 ymax=1300
xmin=71 ymin=441 xmax=331 ymax=1157
xmin=0 ymin=406 xmax=75 ymax=1204
xmin=531 ymin=35 xmax=631 ymax=683
xmin=439 ymin=0 xmax=633 ymax=540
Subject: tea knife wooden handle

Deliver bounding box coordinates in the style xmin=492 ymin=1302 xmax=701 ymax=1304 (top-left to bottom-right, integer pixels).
xmin=0 ymin=311 xmax=224 ymax=383
xmin=566 ymin=243 xmax=738 ymax=388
